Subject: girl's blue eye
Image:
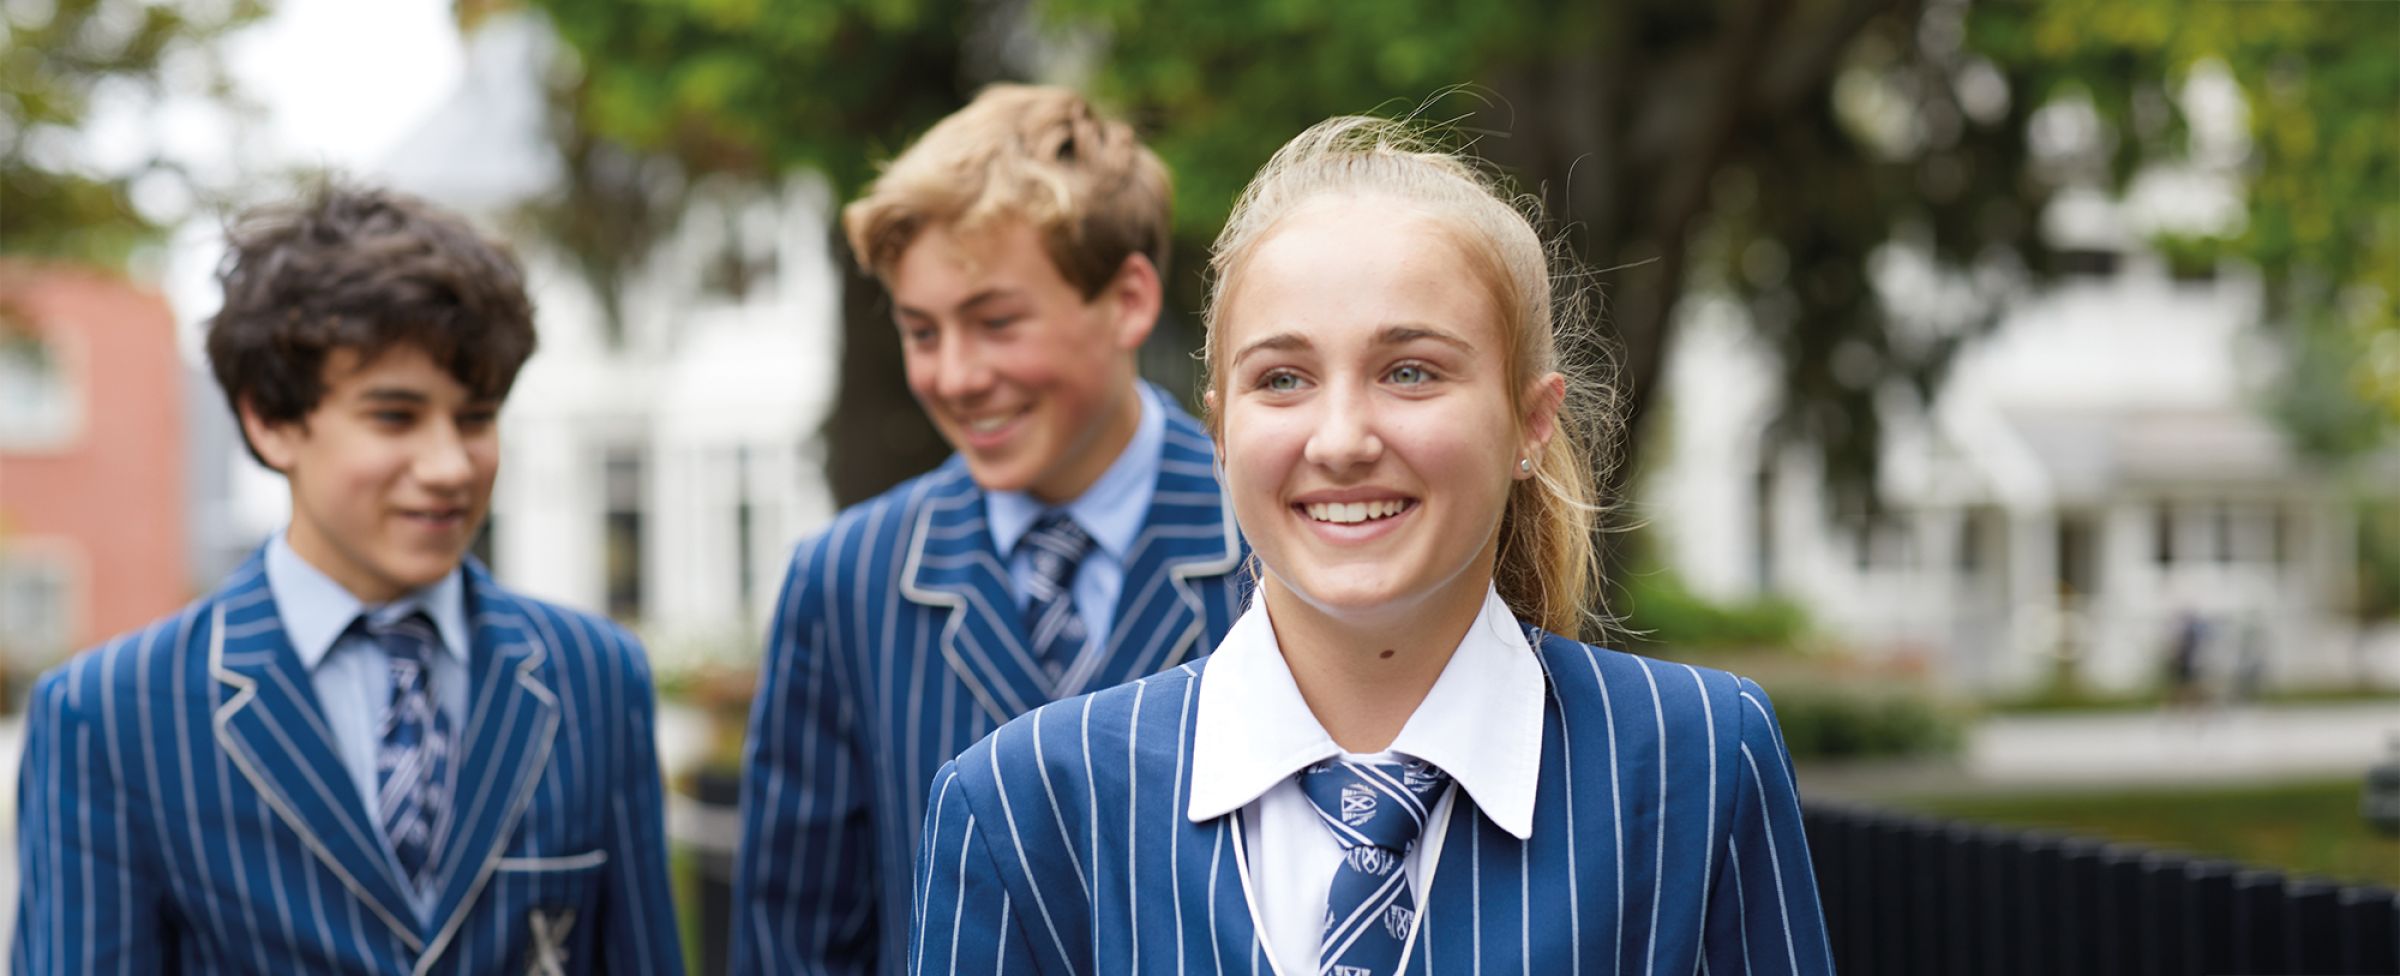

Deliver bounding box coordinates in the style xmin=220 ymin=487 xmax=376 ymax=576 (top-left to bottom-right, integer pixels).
xmin=1264 ymin=372 xmax=1302 ymax=392
xmin=1389 ymin=363 xmax=1431 ymax=385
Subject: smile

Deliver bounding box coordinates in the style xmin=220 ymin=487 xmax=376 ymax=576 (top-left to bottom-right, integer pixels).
xmin=1300 ymin=499 xmax=1415 ymax=524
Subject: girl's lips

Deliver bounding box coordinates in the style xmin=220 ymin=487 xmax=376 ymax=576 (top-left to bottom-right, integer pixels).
xmin=1292 ymin=498 xmax=1417 ymax=543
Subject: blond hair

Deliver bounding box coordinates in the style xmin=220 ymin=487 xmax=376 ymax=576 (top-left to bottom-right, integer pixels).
xmin=843 ymin=84 xmax=1172 ymax=297
xmin=1201 ymin=116 xmax=1619 ymax=639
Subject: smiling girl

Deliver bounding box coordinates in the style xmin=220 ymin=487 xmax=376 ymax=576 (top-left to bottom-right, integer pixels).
xmin=910 ymin=117 xmax=1833 ymax=976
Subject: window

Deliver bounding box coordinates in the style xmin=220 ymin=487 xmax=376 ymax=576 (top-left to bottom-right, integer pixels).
xmin=734 ymin=446 xmax=764 ymax=621
xmin=0 ymin=324 xmax=78 ymax=448
xmin=0 ymin=549 xmax=74 ymax=669
xmin=603 ymin=448 xmax=646 ymax=622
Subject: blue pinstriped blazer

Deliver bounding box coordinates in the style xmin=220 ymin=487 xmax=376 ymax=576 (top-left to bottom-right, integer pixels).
xmin=733 ymin=398 xmax=1247 ymax=976
xmin=913 ymin=626 xmax=1836 ymax=975
xmin=10 ymin=552 xmax=685 ymax=975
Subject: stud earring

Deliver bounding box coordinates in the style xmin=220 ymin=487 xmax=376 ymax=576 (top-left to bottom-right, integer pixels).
xmin=1517 ymin=457 xmax=1533 ymax=475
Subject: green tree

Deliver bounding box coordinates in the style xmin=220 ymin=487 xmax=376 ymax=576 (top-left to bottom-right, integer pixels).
xmin=516 ymin=0 xmax=2395 ymax=545
xmin=1 ymin=0 xmax=267 ymax=263
xmin=1972 ymin=0 xmax=2399 ymax=455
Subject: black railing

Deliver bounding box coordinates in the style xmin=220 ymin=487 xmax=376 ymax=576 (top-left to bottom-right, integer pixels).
xmin=1805 ymin=803 xmax=2400 ymax=976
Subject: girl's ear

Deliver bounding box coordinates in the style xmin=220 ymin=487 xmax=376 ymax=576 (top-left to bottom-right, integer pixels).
xmin=1519 ymin=372 xmax=1565 ymax=471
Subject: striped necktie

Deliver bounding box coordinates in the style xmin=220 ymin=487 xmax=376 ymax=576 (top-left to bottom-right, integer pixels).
xmin=1019 ymin=510 xmax=1093 ymax=685
xmin=363 ymin=610 xmax=453 ymax=894
xmin=1297 ymin=758 xmax=1452 ymax=976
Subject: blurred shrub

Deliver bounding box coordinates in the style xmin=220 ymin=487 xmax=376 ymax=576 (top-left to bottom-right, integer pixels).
xmin=1769 ymin=685 xmax=1966 ymax=762
xmin=1613 ymin=567 xmax=1809 ymax=652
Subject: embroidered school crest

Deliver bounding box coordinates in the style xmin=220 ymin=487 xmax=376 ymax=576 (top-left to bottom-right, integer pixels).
xmin=1384 ymin=904 xmax=1416 ymax=940
xmin=1340 ymin=783 xmax=1378 ymax=826
xmin=1402 ymin=758 xmax=1441 ymax=794
xmin=525 ymin=908 xmax=577 ymax=976
xmin=1346 ymin=845 xmax=1400 ymax=876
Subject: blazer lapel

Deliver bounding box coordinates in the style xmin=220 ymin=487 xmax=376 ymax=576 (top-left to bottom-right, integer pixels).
xmin=207 ymin=555 xmax=426 ymax=953
xmin=1064 ymin=417 xmax=1243 ymax=698
xmin=414 ymin=567 xmax=562 ymax=975
xmin=901 ymin=462 xmax=1053 ymax=725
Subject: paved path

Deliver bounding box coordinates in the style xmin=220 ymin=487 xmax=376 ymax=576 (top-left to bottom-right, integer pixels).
xmin=1800 ymin=701 xmax=2400 ymax=800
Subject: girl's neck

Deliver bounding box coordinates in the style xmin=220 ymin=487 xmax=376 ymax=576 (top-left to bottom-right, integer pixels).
xmin=1262 ymin=575 xmax=1491 ymax=754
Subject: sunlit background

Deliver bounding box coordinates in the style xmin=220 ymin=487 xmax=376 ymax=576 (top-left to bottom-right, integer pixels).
xmin=3 ymin=0 xmax=2396 ymax=971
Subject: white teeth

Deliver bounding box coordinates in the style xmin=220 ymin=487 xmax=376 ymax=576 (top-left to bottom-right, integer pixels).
xmin=966 ymin=415 xmax=1012 ymax=433
xmin=1303 ymin=500 xmax=1408 ymax=524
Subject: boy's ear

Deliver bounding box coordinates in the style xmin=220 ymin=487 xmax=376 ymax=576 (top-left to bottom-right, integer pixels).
xmin=1106 ymin=253 xmax=1162 ymax=351
xmin=237 ymin=397 xmax=301 ymax=474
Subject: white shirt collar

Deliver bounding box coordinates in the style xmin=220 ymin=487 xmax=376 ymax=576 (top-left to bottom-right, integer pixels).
xmin=985 ymin=382 xmax=1163 ymax=563
xmin=264 ymin=530 xmax=472 ymax=671
xmin=1186 ymin=584 xmax=1546 ymax=839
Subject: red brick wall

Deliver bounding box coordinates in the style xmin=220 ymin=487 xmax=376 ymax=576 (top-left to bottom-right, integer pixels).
xmin=0 ymin=261 xmax=188 ymax=659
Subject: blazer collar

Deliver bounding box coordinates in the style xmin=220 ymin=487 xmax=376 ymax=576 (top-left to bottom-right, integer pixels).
xmin=903 ymin=404 xmax=1242 ymax=724
xmin=210 ymin=550 xmax=561 ymax=970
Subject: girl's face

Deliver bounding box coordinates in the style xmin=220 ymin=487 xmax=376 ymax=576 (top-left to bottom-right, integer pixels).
xmin=1214 ymin=196 xmax=1555 ymax=630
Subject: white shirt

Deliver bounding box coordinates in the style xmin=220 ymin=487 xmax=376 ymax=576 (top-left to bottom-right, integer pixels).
xmin=263 ymin=532 xmax=471 ymax=918
xmin=1186 ymin=585 xmax=1547 ymax=975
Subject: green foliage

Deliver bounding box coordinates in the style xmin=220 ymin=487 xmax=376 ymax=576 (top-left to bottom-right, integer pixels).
xmin=1976 ymin=0 xmax=2400 ymax=453
xmin=517 ymin=0 xmax=2397 ymax=506
xmin=1770 ymin=684 xmax=1966 ymax=762
xmin=1616 ymin=567 xmax=1810 ymax=652
xmin=1 ymin=0 xmax=266 ymax=264
xmin=2359 ymin=498 xmax=2400 ymax=622
xmin=1896 ymin=778 xmax=2400 ymax=888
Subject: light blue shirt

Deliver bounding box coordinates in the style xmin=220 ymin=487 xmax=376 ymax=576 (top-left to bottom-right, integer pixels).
xmin=986 ymin=382 xmax=1167 ymax=692
xmin=262 ymin=531 xmax=471 ymax=918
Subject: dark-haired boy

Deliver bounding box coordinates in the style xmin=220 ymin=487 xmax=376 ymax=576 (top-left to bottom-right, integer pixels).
xmin=11 ymin=185 xmax=685 ymax=975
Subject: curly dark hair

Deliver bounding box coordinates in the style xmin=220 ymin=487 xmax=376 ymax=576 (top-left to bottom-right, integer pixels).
xmin=206 ymin=182 xmax=537 ymax=464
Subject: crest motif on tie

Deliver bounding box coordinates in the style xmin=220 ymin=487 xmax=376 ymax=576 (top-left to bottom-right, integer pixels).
xmin=1340 ymin=783 xmax=1378 ymax=826
xmin=1346 ymin=845 xmax=1399 ymax=876
xmin=525 ymin=908 xmax=577 ymax=976
xmin=1384 ymin=904 xmax=1416 ymax=940
xmin=1333 ymin=967 xmax=1373 ymax=976
xmin=1402 ymin=759 xmax=1441 ymax=794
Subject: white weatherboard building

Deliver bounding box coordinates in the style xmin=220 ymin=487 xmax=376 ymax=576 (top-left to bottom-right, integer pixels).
xmin=1646 ymin=186 xmax=2392 ymax=695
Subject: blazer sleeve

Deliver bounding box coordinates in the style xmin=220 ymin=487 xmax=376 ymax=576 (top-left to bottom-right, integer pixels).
xmin=11 ymin=664 xmax=174 ymax=974
xmin=596 ymin=632 xmax=688 ymax=975
xmin=1703 ymin=677 xmax=1837 ymax=976
xmin=731 ymin=541 xmax=879 ymax=975
xmin=910 ymin=761 xmax=1043 ymax=975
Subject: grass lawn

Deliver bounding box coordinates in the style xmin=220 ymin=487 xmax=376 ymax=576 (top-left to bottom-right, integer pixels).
xmin=1886 ymin=778 xmax=2400 ymax=888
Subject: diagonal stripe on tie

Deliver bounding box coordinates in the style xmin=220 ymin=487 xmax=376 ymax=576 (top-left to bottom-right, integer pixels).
xmin=1017 ymin=511 xmax=1093 ymax=687
xmin=1298 ymin=759 xmax=1452 ymax=976
xmin=361 ymin=609 xmax=453 ymax=895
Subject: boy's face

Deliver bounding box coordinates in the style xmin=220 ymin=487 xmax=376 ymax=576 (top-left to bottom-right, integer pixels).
xmin=242 ymin=344 xmax=500 ymax=604
xmin=889 ymin=219 xmax=1158 ymax=504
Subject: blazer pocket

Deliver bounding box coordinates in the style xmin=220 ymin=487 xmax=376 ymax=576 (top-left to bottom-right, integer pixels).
xmin=496 ymin=850 xmax=610 ymax=873
xmin=489 ymin=849 xmax=608 ymax=925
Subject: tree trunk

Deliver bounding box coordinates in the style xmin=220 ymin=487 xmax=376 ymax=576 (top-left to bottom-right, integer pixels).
xmin=822 ymin=235 xmax=949 ymax=508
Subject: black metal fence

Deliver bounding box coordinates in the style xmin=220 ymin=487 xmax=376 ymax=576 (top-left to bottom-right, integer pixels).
xmin=1805 ymin=803 xmax=2400 ymax=976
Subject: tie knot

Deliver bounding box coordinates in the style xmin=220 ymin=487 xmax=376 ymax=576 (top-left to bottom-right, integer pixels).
xmin=1297 ymin=759 xmax=1450 ymax=854
xmin=1022 ymin=511 xmax=1092 ymax=586
xmin=360 ymin=610 xmax=441 ymax=665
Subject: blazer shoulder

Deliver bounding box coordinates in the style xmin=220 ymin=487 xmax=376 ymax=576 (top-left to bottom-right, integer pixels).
xmin=34 ymin=598 xmax=215 ymax=720
xmin=784 ymin=460 xmax=965 ymax=576
xmin=486 ymin=586 xmax=654 ymax=685
xmin=1530 ymin=631 xmax=1773 ymax=748
xmin=956 ymin=659 xmax=1208 ymax=801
